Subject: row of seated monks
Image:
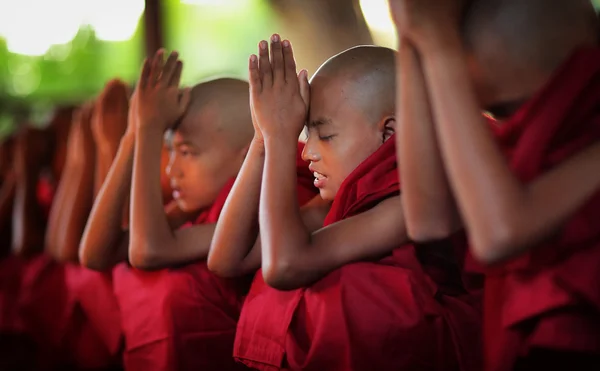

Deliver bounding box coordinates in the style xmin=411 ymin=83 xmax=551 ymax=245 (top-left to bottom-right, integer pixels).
xmin=1 ymin=0 xmax=600 ymax=370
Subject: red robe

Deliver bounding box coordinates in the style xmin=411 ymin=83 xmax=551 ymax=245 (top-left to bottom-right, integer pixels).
xmin=480 ymin=48 xmax=600 ymax=371
xmin=234 ymin=137 xmax=481 ymax=371
xmin=113 ymin=142 xmax=318 ymax=371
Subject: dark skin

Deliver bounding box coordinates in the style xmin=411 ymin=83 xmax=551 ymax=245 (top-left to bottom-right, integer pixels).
xmin=46 ymin=104 xmax=96 ymax=263
xmin=247 ymin=35 xmax=406 ymax=290
xmin=396 ymin=40 xmax=461 ymax=242
xmin=390 ymin=0 xmax=600 ymax=264
xmin=80 ymin=75 xmax=189 ymax=271
xmin=82 ymin=52 xmax=253 ymax=271
xmin=130 ymin=53 xmax=257 ymax=270
xmin=92 ymin=79 xmax=130 ymax=198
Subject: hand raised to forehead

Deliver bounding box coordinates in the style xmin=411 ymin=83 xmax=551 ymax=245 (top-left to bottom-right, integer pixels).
xmin=134 ymin=50 xmax=191 ymax=134
xmin=388 ymin=0 xmax=466 ymax=45
xmin=248 ymin=34 xmax=309 ymax=143
xmin=92 ymin=79 xmax=129 ymax=149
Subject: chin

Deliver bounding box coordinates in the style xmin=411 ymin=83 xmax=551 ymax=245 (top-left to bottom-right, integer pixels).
xmin=319 ymin=189 xmax=335 ymax=202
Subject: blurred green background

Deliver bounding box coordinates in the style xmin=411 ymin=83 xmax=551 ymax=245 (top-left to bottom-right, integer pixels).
xmin=1 ymin=0 xmax=600 ymax=136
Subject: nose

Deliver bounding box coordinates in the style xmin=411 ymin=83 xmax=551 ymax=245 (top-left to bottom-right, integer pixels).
xmin=166 ymin=151 xmax=181 ymax=179
xmin=301 ymin=134 xmax=320 ymax=163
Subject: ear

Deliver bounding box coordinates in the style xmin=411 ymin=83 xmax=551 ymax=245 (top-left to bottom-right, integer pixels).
xmin=377 ymin=116 xmax=396 ymax=143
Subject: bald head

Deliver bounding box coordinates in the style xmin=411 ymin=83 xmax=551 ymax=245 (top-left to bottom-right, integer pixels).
xmin=311 ymin=46 xmax=396 ymax=123
xmin=180 ymin=78 xmax=253 ymax=150
xmin=464 ymin=0 xmax=598 ymax=75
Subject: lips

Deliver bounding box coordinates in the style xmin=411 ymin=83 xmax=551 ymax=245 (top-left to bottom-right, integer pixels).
xmin=171 ymin=184 xmax=182 ymax=200
xmin=312 ymin=170 xmax=328 ymax=189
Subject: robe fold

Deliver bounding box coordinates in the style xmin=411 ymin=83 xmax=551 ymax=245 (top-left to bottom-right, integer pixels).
xmin=114 ymin=141 xmax=318 ymax=371
xmin=234 ymin=137 xmax=481 ymax=371
xmin=479 ymin=48 xmax=600 ymax=371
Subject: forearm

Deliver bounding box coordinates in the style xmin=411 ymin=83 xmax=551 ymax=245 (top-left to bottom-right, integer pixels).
xmin=129 ymin=127 xmax=175 ymax=267
xmin=94 ymin=143 xmax=119 ymax=197
xmin=208 ymin=138 xmax=265 ymax=277
xmin=54 ymin=159 xmax=95 ymax=263
xmin=80 ymin=135 xmax=134 ymax=269
xmin=419 ymin=31 xmax=546 ymax=261
xmin=260 ymin=138 xmax=309 ymax=274
xmin=12 ymin=171 xmax=45 ymax=257
xmin=397 ymin=40 xmax=459 ymax=241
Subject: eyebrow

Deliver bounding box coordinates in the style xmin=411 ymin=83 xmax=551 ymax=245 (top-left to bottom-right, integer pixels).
xmin=172 ymin=140 xmax=197 ymax=149
xmin=307 ymin=118 xmax=332 ymax=129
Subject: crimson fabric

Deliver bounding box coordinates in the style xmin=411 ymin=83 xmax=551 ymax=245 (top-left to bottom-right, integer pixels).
xmin=113 ymin=178 xmax=249 ymax=371
xmin=64 ymin=265 xmax=122 ymax=365
xmin=478 ymin=48 xmax=600 ymax=371
xmin=36 ymin=175 xmax=55 ymax=220
xmin=113 ymin=141 xmax=316 ymax=371
xmin=234 ymin=137 xmax=481 ymax=371
xmin=0 ymin=255 xmax=26 ymax=334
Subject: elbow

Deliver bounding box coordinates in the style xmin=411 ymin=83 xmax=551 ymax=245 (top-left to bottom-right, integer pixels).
xmin=207 ymin=254 xmax=238 ymax=278
xmin=54 ymin=245 xmax=80 ymax=264
xmin=129 ymin=240 xmax=161 ymax=270
xmin=262 ymin=259 xmax=303 ymax=291
xmin=79 ymin=248 xmax=110 ymax=272
xmin=470 ymin=221 xmax=521 ymax=265
xmin=406 ymin=218 xmax=458 ymax=243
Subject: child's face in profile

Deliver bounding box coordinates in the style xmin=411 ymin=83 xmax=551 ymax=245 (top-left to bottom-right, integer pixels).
xmin=302 ymin=76 xmax=386 ymax=201
xmin=166 ymin=111 xmax=240 ymax=213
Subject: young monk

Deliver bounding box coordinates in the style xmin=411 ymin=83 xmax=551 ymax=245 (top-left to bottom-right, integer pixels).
xmin=226 ymin=35 xmax=480 ymax=371
xmin=82 ymin=51 xmax=252 ymax=370
xmin=390 ymin=0 xmax=600 ymax=369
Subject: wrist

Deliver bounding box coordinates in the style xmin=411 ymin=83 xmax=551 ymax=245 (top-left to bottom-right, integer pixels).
xmin=136 ymin=124 xmax=165 ymax=142
xmin=249 ymin=136 xmax=266 ymax=157
xmin=264 ymin=136 xmax=299 ymax=157
xmin=414 ymin=26 xmax=462 ymax=57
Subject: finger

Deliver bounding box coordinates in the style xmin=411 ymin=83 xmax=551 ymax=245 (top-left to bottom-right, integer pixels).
xmin=298 ymin=69 xmax=310 ymax=112
xmin=162 ymin=51 xmax=179 ymax=87
xmin=270 ymin=34 xmax=284 ymax=84
xmin=139 ymin=59 xmax=151 ymax=90
xmin=258 ymin=40 xmax=271 ymax=87
xmin=249 ymin=54 xmax=262 ymax=95
xmin=169 ymin=60 xmax=183 ymax=87
xmin=150 ymin=49 xmax=165 ymax=86
xmin=178 ymin=88 xmax=192 ymax=116
xmin=282 ymin=39 xmax=297 ymax=83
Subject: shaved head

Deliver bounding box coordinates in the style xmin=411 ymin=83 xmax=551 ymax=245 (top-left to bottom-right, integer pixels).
xmin=168 ymin=78 xmax=253 ymax=212
xmin=462 ymin=0 xmax=598 ymax=109
xmin=179 ymin=78 xmax=253 ymax=151
xmin=311 ymin=45 xmax=396 ymax=124
xmin=304 ymin=46 xmax=396 ymax=201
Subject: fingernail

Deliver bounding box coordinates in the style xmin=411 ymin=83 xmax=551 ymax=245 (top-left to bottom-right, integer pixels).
xmin=282 ymin=40 xmax=290 ymax=48
xmin=260 ymin=41 xmax=267 ymax=50
xmin=250 ymin=54 xmax=257 ymax=63
xmin=271 ymin=34 xmax=279 ymax=42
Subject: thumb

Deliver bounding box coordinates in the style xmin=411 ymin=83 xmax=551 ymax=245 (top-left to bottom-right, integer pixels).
xmin=298 ymin=69 xmax=310 ymax=109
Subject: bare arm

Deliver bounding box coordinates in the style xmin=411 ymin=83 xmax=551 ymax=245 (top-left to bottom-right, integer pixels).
xmin=49 ymin=115 xmax=96 ymax=263
xmin=209 ymin=138 xmax=329 ymax=278
xmin=261 ymin=139 xmax=406 ymax=290
xmin=419 ymin=28 xmax=600 ymax=264
xmin=80 ymin=135 xmax=134 ymax=270
xmin=397 ymin=40 xmax=461 ymax=242
xmin=208 ymin=139 xmax=265 ymax=277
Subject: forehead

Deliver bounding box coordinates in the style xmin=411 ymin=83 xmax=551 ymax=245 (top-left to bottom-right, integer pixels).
xmin=308 ymin=74 xmax=363 ymax=125
xmin=173 ymin=101 xmax=220 ymax=146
